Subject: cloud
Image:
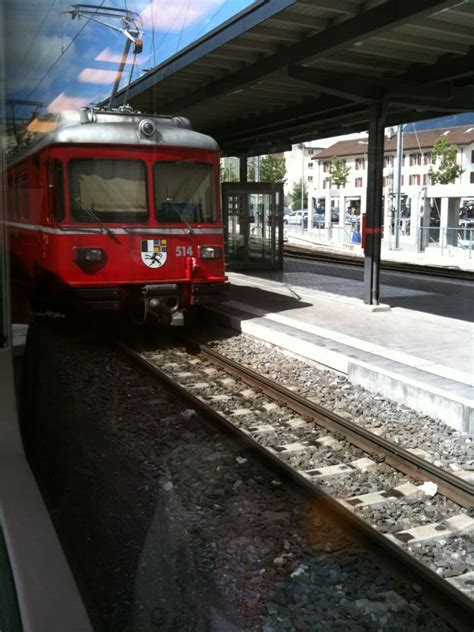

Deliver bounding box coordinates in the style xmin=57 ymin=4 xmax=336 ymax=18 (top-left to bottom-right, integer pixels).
xmin=47 ymin=92 xmax=90 ymax=112
xmin=95 ymin=48 xmax=135 ymax=64
xmin=140 ymin=0 xmax=223 ymax=32
xmin=79 ymin=68 xmax=119 ymax=85
xmin=95 ymin=47 xmax=151 ymax=68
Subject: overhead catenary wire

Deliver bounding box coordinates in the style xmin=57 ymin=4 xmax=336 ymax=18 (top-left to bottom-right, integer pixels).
xmin=27 ymin=0 xmax=107 ymax=100
xmin=175 ymin=0 xmax=191 ymax=53
xmin=192 ymin=2 xmax=226 ymax=40
xmin=150 ymin=0 xmax=188 ymax=62
xmin=18 ymin=0 xmax=58 ymax=69
xmin=150 ymin=0 xmax=158 ymax=68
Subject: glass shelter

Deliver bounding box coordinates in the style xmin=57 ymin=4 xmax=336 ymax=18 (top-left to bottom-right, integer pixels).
xmin=222 ymin=182 xmax=284 ymax=271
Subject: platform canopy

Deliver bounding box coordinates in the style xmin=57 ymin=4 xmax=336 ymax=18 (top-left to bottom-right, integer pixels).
xmin=109 ymin=0 xmax=474 ymax=156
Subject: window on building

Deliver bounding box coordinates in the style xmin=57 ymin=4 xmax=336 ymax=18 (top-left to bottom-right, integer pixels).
xmin=409 ymin=174 xmax=421 ymax=186
xmin=423 ymin=152 xmax=432 ymax=165
xmin=355 ymin=177 xmax=363 ymax=188
xmin=423 ymin=174 xmax=428 ymax=185
xmin=308 ymin=176 xmax=313 ymax=182
xmin=323 ymin=161 xmax=331 ymax=173
xmin=308 ymin=162 xmax=313 ymax=169
xmin=470 ymin=171 xmax=474 ymax=183
xmin=323 ymin=178 xmax=332 ymax=189
xmin=355 ymin=158 xmax=365 ymax=170
xmin=384 ymin=155 xmax=394 ymax=168
xmin=409 ymin=153 xmax=422 ymax=166
xmin=471 ymin=150 xmax=474 ymax=163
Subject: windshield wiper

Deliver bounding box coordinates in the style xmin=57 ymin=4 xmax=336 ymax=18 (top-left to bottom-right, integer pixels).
xmin=166 ymin=196 xmax=194 ymax=234
xmin=78 ymin=203 xmax=116 ymax=240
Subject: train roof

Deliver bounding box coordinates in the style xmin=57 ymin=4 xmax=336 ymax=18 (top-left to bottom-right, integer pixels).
xmin=8 ymin=107 xmax=220 ymax=164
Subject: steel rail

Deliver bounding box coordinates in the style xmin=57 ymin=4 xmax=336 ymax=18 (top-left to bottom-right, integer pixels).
xmin=193 ymin=340 xmax=473 ymax=509
xmin=283 ymin=247 xmax=474 ymax=282
xmin=119 ymin=340 xmax=474 ymax=631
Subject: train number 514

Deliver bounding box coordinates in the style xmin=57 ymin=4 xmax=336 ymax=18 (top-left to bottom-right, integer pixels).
xmin=175 ymin=246 xmax=193 ymax=257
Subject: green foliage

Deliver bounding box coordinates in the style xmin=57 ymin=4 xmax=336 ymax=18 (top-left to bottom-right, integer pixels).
xmin=428 ymin=137 xmax=464 ymax=185
xmin=291 ymin=179 xmax=308 ymax=210
xmin=220 ymin=159 xmax=238 ymax=182
xmin=328 ymin=156 xmax=351 ymax=188
xmin=259 ymin=154 xmax=286 ymax=183
xmin=248 ymin=161 xmax=256 ymax=182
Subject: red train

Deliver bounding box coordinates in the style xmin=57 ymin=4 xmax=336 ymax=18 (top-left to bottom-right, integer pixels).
xmin=6 ymin=107 xmax=229 ymax=325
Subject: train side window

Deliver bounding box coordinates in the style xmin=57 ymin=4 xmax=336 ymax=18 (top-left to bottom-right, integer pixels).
xmin=52 ymin=160 xmax=65 ymax=222
xmin=18 ymin=172 xmax=29 ymax=220
xmin=7 ymin=175 xmax=18 ymax=220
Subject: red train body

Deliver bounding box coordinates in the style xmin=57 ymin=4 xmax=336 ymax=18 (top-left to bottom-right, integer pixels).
xmin=7 ymin=108 xmax=229 ymax=324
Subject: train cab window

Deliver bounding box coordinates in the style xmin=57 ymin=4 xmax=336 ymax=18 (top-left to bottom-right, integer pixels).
xmin=69 ymin=159 xmax=148 ymax=223
xmin=154 ymin=161 xmax=216 ymax=224
xmin=52 ymin=160 xmax=65 ymax=222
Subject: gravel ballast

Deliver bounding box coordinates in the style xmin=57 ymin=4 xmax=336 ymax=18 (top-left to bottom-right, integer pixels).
xmin=197 ymin=325 xmax=473 ymax=473
xmin=19 ymin=320 xmax=459 ymax=630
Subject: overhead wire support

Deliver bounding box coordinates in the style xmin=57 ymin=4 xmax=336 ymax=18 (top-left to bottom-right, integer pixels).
xmin=61 ymin=4 xmax=144 ymax=109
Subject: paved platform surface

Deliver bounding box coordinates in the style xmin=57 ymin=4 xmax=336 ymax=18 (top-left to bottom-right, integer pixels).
xmin=207 ymin=264 xmax=473 ymax=435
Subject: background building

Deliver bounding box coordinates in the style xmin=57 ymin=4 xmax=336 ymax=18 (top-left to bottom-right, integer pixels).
xmin=285 ymin=125 xmax=473 ymax=260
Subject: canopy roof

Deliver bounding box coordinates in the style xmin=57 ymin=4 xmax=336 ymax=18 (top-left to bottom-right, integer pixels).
xmin=108 ymin=0 xmax=474 ymax=156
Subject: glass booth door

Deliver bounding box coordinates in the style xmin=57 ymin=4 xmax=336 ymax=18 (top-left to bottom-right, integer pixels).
xmin=222 ymin=183 xmax=283 ymax=271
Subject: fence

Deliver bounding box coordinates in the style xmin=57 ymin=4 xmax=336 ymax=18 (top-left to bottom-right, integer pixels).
xmin=285 ymin=222 xmax=359 ymax=246
xmin=416 ymin=226 xmax=474 ymax=258
xmin=286 ymin=221 xmax=474 ymax=260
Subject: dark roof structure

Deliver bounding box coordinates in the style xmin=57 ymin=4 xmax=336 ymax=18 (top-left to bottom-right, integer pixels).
xmin=315 ymin=125 xmax=474 ymax=159
xmin=108 ymin=0 xmax=474 ymax=156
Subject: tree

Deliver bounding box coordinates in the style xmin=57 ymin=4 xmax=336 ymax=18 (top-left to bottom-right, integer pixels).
xmin=428 ymin=137 xmax=464 ymax=185
xmin=259 ymin=154 xmax=286 ymax=183
xmin=328 ymin=156 xmax=351 ymax=188
xmin=220 ymin=159 xmax=238 ymax=182
xmin=291 ymin=179 xmax=308 ymax=210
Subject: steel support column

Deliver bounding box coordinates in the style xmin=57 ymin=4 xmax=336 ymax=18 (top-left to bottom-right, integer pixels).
xmin=240 ymin=155 xmax=248 ymax=182
xmin=363 ymin=103 xmax=385 ymax=305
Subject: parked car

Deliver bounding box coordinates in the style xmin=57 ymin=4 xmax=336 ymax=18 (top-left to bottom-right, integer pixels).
xmin=313 ymin=213 xmax=326 ymax=228
xmin=312 ymin=209 xmax=339 ymax=226
xmin=284 ymin=210 xmax=308 ymax=225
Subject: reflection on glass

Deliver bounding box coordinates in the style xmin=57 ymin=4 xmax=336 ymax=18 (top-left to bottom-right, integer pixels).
xmin=154 ymin=162 xmax=216 ymax=223
xmin=70 ymin=159 xmax=148 ymax=223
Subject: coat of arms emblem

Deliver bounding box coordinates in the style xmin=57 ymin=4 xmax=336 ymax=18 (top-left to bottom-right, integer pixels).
xmin=141 ymin=239 xmax=168 ymax=268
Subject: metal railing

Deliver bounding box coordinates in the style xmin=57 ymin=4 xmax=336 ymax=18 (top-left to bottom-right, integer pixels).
xmin=286 ymin=221 xmax=474 ymax=260
xmin=417 ymin=226 xmax=474 ymax=258
xmin=285 ymin=222 xmax=360 ymax=246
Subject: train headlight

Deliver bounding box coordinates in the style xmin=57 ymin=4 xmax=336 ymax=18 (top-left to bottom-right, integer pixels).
xmin=139 ymin=119 xmax=155 ymax=137
xmin=75 ymin=248 xmax=105 ymax=264
xmin=199 ymin=246 xmax=222 ymax=260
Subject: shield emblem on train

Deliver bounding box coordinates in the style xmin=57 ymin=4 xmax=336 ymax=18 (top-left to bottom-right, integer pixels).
xmin=141 ymin=239 xmax=168 ymax=268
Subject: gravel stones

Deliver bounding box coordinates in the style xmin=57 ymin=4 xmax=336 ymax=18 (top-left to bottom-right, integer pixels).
xmin=200 ymin=327 xmax=473 ymax=472
xmin=22 ymin=322 xmax=463 ymax=629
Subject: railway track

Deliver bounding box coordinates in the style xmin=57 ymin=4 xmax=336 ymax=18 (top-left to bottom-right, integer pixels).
xmin=119 ymin=336 xmax=474 ymax=631
xmin=284 ymin=245 xmax=474 ymax=282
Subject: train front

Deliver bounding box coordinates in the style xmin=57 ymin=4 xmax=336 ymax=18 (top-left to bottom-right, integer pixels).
xmin=51 ymin=111 xmax=229 ymax=325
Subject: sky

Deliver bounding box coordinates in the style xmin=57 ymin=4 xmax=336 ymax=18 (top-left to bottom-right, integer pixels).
xmin=5 ymin=1 xmax=472 ymax=138
xmin=5 ymin=0 xmax=255 ymax=119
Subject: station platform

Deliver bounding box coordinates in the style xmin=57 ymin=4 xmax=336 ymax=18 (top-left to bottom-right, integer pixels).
xmin=206 ymin=268 xmax=473 ymax=435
